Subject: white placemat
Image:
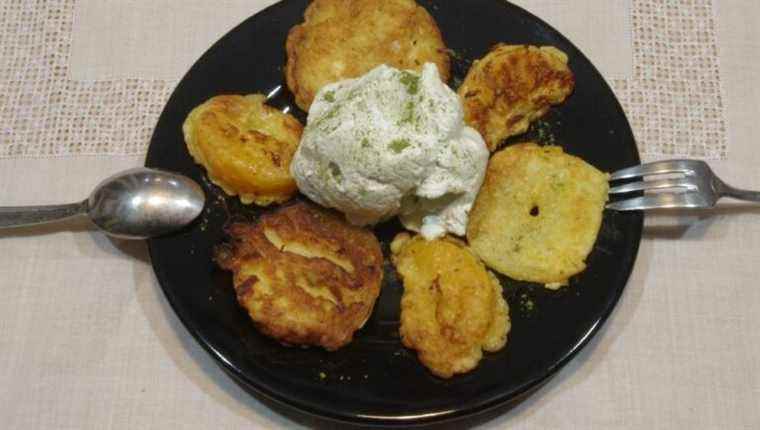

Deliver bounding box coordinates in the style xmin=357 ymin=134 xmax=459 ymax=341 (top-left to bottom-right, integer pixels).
xmin=69 ymin=0 xmax=280 ymax=81
xmin=0 ymin=0 xmax=727 ymax=159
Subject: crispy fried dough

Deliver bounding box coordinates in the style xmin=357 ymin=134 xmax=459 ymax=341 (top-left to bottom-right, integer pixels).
xmin=467 ymin=143 xmax=609 ymax=288
xmin=285 ymin=0 xmax=450 ymax=111
xmin=390 ymin=233 xmax=510 ymax=378
xmin=214 ymin=201 xmax=384 ymax=350
xmin=183 ymin=94 xmax=302 ymax=205
xmin=458 ymin=45 xmax=574 ymax=151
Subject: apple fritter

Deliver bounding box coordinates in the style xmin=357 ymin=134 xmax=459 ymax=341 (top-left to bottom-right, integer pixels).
xmin=467 ymin=143 xmax=609 ymax=288
xmin=390 ymin=233 xmax=510 ymax=378
xmin=214 ymin=201 xmax=384 ymax=351
xmin=285 ymin=0 xmax=450 ymax=111
xmin=183 ymin=94 xmax=302 ymax=206
xmin=458 ymin=45 xmax=574 ymax=151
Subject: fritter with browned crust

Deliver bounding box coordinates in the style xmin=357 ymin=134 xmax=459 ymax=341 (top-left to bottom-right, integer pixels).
xmin=458 ymin=45 xmax=575 ymax=151
xmin=467 ymin=143 xmax=609 ymax=288
xmin=390 ymin=233 xmax=510 ymax=378
xmin=285 ymin=0 xmax=450 ymax=111
xmin=183 ymin=94 xmax=302 ymax=205
xmin=214 ymin=201 xmax=384 ymax=351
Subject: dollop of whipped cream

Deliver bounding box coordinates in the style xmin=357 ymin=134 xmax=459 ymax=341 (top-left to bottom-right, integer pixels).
xmin=290 ymin=63 xmax=489 ymax=239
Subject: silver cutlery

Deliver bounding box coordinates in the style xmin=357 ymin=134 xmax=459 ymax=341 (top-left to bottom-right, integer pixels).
xmin=608 ymin=159 xmax=760 ymax=211
xmin=0 ymin=168 xmax=205 ymax=239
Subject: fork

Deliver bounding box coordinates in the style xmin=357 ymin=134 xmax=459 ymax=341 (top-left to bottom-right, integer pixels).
xmin=607 ymin=160 xmax=760 ymax=211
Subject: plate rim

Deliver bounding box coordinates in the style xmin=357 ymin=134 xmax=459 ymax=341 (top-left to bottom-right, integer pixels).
xmin=145 ymin=0 xmax=644 ymax=425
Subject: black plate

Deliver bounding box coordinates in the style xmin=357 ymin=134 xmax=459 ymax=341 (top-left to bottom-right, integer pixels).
xmin=146 ymin=0 xmax=643 ymax=426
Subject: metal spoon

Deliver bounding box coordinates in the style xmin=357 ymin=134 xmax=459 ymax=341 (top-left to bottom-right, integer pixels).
xmin=0 ymin=168 xmax=205 ymax=239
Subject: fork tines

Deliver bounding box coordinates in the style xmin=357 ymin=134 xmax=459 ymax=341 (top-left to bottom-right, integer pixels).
xmin=606 ymin=159 xmax=711 ymax=211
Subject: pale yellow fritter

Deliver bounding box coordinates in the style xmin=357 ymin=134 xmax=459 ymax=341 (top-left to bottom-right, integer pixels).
xmin=458 ymin=45 xmax=575 ymax=151
xmin=214 ymin=201 xmax=384 ymax=351
xmin=183 ymin=94 xmax=302 ymax=206
xmin=285 ymin=0 xmax=450 ymax=111
xmin=391 ymin=233 xmax=510 ymax=378
xmin=467 ymin=143 xmax=609 ymax=288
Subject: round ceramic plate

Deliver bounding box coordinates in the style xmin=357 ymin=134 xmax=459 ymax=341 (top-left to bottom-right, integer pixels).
xmin=146 ymin=0 xmax=643 ymax=426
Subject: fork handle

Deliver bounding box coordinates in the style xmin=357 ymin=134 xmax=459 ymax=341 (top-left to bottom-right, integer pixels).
xmin=721 ymin=185 xmax=760 ymax=203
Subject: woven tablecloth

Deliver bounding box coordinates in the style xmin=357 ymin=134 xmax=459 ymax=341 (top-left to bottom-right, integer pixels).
xmin=2 ymin=1 xmax=759 ymax=429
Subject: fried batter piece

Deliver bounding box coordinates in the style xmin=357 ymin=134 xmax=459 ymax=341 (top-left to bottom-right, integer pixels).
xmin=183 ymin=94 xmax=302 ymax=206
xmin=467 ymin=143 xmax=609 ymax=288
xmin=458 ymin=45 xmax=574 ymax=151
xmin=214 ymin=201 xmax=384 ymax=351
xmin=390 ymin=233 xmax=510 ymax=378
xmin=285 ymin=0 xmax=450 ymax=111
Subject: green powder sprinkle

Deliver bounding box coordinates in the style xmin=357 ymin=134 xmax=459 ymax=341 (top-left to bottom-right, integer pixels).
xmin=361 ymin=138 xmax=371 ymax=148
xmin=323 ymin=91 xmax=336 ymax=102
xmin=328 ymin=162 xmax=342 ymax=180
xmin=398 ymin=100 xmax=416 ymax=125
xmin=314 ymin=106 xmax=340 ymax=130
xmin=389 ymin=139 xmax=411 ymax=153
xmin=324 ymin=108 xmax=339 ymax=121
xmin=399 ymin=71 xmax=420 ymax=95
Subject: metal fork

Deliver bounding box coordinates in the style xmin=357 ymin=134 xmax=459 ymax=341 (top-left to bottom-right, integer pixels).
xmin=607 ymin=160 xmax=760 ymax=211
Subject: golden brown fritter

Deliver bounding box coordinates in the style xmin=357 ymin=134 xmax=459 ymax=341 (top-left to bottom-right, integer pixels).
xmin=467 ymin=143 xmax=609 ymax=288
xmin=390 ymin=233 xmax=510 ymax=378
xmin=183 ymin=94 xmax=302 ymax=206
xmin=285 ymin=0 xmax=450 ymax=111
xmin=458 ymin=45 xmax=575 ymax=151
xmin=214 ymin=201 xmax=384 ymax=351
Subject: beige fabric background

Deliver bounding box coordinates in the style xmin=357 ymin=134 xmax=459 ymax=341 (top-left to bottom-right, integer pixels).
xmin=70 ymin=0 xmax=280 ymax=80
xmin=2 ymin=1 xmax=759 ymax=429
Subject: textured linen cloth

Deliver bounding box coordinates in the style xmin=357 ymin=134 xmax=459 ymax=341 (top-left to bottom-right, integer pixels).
xmin=2 ymin=1 xmax=759 ymax=429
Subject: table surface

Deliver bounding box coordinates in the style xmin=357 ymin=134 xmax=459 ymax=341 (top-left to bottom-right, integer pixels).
xmin=1 ymin=1 xmax=759 ymax=429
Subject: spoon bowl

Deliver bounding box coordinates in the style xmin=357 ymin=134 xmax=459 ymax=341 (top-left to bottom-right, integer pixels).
xmin=88 ymin=168 xmax=206 ymax=239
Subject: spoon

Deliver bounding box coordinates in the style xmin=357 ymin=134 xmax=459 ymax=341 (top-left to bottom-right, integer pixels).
xmin=0 ymin=168 xmax=205 ymax=239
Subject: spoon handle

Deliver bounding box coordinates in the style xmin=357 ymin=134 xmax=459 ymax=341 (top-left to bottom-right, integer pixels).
xmin=0 ymin=200 xmax=88 ymax=228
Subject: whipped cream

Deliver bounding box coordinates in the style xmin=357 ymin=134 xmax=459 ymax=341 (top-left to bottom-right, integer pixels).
xmin=290 ymin=63 xmax=489 ymax=239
